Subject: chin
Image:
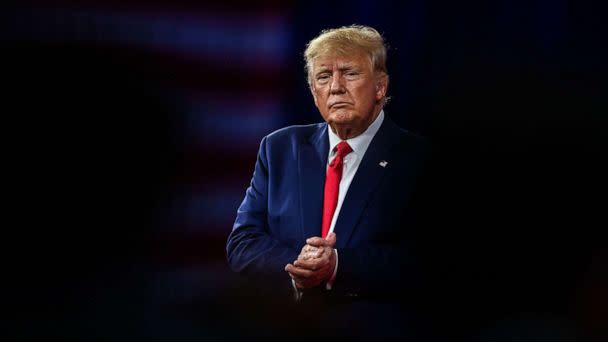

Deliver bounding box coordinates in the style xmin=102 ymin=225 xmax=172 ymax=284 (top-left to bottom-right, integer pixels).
xmin=329 ymin=111 xmax=355 ymax=125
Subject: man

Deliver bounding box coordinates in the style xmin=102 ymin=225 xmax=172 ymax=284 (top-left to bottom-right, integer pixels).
xmin=226 ymin=25 xmax=428 ymax=331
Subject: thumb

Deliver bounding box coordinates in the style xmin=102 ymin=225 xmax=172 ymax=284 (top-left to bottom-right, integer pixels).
xmin=325 ymin=232 xmax=337 ymax=246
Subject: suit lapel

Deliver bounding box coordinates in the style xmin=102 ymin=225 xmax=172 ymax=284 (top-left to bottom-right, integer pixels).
xmin=298 ymin=124 xmax=329 ymax=241
xmin=333 ymin=118 xmax=396 ymax=248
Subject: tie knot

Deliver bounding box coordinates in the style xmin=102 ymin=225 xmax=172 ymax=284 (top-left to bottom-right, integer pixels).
xmin=335 ymin=141 xmax=353 ymax=158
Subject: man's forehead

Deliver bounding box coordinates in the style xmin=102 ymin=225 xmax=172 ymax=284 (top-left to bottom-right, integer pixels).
xmin=313 ymin=53 xmax=371 ymax=69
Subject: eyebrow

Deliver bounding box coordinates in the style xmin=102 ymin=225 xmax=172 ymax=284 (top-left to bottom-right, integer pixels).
xmin=315 ymin=64 xmax=359 ymax=75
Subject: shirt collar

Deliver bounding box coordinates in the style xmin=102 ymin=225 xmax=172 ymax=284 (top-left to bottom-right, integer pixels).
xmin=328 ymin=110 xmax=385 ymax=157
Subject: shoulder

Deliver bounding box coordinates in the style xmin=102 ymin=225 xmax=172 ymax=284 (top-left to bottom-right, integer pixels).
xmin=254 ymin=122 xmax=325 ymax=161
xmin=263 ymin=122 xmax=325 ymax=145
xmin=383 ymin=116 xmax=429 ymax=153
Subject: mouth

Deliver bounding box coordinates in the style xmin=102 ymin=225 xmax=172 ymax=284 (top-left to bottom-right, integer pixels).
xmin=329 ymin=101 xmax=352 ymax=109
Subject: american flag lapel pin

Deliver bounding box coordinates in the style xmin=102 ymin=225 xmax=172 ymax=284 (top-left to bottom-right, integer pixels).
xmin=379 ymin=160 xmax=388 ymax=167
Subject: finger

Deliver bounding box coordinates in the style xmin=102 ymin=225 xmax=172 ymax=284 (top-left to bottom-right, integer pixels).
xmin=306 ymin=236 xmax=326 ymax=247
xmin=308 ymin=247 xmax=324 ymax=258
xmin=312 ymin=246 xmax=331 ymax=259
xmin=285 ymin=264 xmax=314 ymax=278
xmin=299 ymin=245 xmax=320 ymax=259
xmin=295 ymin=251 xmax=332 ymax=273
xmin=304 ymin=245 xmax=329 ymax=260
xmin=294 ymin=256 xmax=329 ymax=270
xmin=298 ymin=249 xmax=319 ymax=261
xmin=302 ymin=245 xmax=317 ymax=253
xmin=306 ymin=234 xmax=336 ymax=247
xmin=292 ymin=269 xmax=325 ymax=286
xmin=302 ymin=246 xmax=333 ymax=261
xmin=325 ymin=232 xmax=337 ymax=247
xmin=292 ymin=266 xmax=331 ymax=286
xmin=313 ymin=263 xmax=332 ymax=277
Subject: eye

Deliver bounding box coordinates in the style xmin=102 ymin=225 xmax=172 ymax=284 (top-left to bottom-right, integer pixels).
xmin=316 ymin=74 xmax=330 ymax=84
xmin=344 ymin=71 xmax=360 ymax=79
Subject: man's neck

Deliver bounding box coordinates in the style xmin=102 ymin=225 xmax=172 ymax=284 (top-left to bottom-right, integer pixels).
xmin=329 ymin=108 xmax=382 ymax=140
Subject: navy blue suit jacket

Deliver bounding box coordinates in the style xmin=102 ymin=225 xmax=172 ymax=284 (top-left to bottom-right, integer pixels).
xmin=227 ymin=116 xmax=428 ymax=299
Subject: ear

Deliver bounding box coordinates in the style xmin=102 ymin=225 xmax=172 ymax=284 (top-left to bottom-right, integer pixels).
xmin=375 ymin=74 xmax=389 ymax=101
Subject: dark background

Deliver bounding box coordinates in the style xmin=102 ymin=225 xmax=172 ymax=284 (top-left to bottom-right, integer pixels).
xmin=3 ymin=0 xmax=606 ymax=340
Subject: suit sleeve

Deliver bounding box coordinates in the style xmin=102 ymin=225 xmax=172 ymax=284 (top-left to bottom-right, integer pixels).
xmin=226 ymin=136 xmax=299 ymax=285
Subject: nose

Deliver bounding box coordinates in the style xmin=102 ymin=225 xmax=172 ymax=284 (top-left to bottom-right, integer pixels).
xmin=329 ymin=72 xmax=345 ymax=94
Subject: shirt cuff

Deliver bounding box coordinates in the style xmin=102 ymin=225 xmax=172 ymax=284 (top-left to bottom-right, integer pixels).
xmin=325 ymin=248 xmax=338 ymax=290
xmin=291 ymin=278 xmax=303 ymax=302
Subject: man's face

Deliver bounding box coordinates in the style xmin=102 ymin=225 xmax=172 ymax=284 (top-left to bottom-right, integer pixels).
xmin=310 ymin=52 xmax=388 ymax=138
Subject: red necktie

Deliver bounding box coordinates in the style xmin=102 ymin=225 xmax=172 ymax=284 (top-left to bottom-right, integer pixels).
xmin=321 ymin=141 xmax=353 ymax=239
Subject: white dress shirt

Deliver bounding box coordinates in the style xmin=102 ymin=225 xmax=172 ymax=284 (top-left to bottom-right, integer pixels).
xmin=293 ymin=110 xmax=385 ymax=297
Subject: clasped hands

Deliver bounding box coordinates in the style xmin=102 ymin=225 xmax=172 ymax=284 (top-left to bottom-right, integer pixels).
xmin=285 ymin=232 xmax=337 ymax=289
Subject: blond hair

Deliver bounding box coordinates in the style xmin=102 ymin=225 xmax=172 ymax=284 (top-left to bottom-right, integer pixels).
xmin=304 ymin=25 xmax=388 ymax=85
